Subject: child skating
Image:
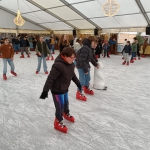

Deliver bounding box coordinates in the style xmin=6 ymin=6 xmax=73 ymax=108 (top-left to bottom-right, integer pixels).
xmin=40 ymin=47 xmax=81 ymax=133
xmin=122 ymin=41 xmax=132 ymax=66
xmin=0 ymin=38 xmax=17 ymax=80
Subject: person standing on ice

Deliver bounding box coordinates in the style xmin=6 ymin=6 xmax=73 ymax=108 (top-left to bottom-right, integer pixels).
xmin=20 ymin=36 xmax=30 ymax=58
xmin=40 ymin=47 xmax=81 ymax=133
xmin=130 ymin=37 xmax=137 ymax=63
xmin=76 ymin=36 xmax=99 ymax=101
xmin=122 ymin=39 xmax=127 ymax=59
xmin=0 ymin=38 xmax=17 ymax=80
xmin=35 ymin=35 xmax=50 ymax=74
xmin=122 ymin=41 xmax=132 ymax=66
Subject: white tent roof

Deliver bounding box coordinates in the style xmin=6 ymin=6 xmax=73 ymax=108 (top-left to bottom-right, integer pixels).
xmin=0 ymin=0 xmax=150 ymax=31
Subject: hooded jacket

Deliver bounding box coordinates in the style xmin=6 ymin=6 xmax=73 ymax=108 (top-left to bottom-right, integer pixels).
xmin=43 ymin=54 xmax=80 ymax=94
xmin=76 ymin=38 xmax=98 ymax=73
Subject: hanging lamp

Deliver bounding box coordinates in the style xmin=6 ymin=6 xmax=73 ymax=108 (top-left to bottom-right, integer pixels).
xmin=102 ymin=0 xmax=120 ymax=17
xmin=13 ymin=0 xmax=25 ymax=26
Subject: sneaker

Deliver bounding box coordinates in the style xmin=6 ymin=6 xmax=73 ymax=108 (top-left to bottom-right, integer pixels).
xmin=76 ymin=90 xmax=87 ymax=101
xmin=63 ymin=113 xmax=75 ymax=122
xmin=36 ymin=71 xmax=38 ymax=74
xmin=3 ymin=74 xmax=7 ymax=80
xmin=11 ymin=71 xmax=17 ymax=76
xmin=45 ymin=71 xmax=48 ymax=74
xmin=84 ymin=86 xmax=94 ymax=95
xmin=54 ymin=118 xmax=68 ymax=133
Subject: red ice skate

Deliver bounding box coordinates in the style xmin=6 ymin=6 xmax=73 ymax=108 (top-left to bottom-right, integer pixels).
xmin=130 ymin=60 xmax=134 ymax=63
xmin=45 ymin=71 xmax=48 ymax=74
xmin=122 ymin=57 xmax=124 ymax=59
xmin=20 ymin=54 xmax=24 ymax=58
xmin=122 ymin=61 xmax=126 ymax=65
xmin=16 ymin=52 xmax=18 ymax=54
xmin=46 ymin=56 xmax=50 ymax=60
xmin=127 ymin=61 xmax=129 ymax=66
xmin=63 ymin=113 xmax=75 ymax=122
xmin=76 ymin=90 xmax=87 ymax=101
xmin=11 ymin=71 xmax=17 ymax=76
xmin=51 ymin=56 xmax=54 ymax=60
xmin=83 ymin=86 xmax=94 ymax=95
xmin=134 ymin=57 xmax=136 ymax=60
xmin=36 ymin=71 xmax=38 ymax=74
xmin=54 ymin=118 xmax=68 ymax=133
xmin=3 ymin=74 xmax=7 ymax=80
xmin=27 ymin=54 xmax=30 ymax=58
xmin=138 ymin=57 xmax=140 ymax=60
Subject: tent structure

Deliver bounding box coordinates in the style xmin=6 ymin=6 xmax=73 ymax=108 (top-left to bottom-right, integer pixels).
xmin=0 ymin=0 xmax=150 ymax=31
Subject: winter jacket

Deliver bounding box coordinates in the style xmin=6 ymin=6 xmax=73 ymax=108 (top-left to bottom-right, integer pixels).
xmin=132 ymin=42 xmax=137 ymax=52
xmin=0 ymin=44 xmax=14 ymax=59
xmin=103 ymin=44 xmax=110 ymax=51
xmin=108 ymin=39 xmax=116 ymax=45
xmin=35 ymin=41 xmax=50 ymax=57
xmin=20 ymin=39 xmax=29 ymax=47
xmin=59 ymin=41 xmax=68 ymax=53
xmin=122 ymin=45 xmax=132 ymax=54
xmin=14 ymin=39 xmax=20 ymax=45
xmin=45 ymin=39 xmax=51 ymax=49
xmin=76 ymin=38 xmax=98 ymax=73
xmin=43 ymin=55 xmax=80 ymax=94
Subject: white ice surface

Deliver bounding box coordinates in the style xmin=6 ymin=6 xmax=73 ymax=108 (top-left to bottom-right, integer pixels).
xmin=0 ymin=51 xmax=150 ymax=150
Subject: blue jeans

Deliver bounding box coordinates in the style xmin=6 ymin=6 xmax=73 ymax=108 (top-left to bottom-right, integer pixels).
xmin=78 ymin=68 xmax=90 ymax=92
xmin=52 ymin=92 xmax=69 ymax=122
xmin=37 ymin=55 xmax=47 ymax=72
xmin=14 ymin=44 xmax=20 ymax=52
xmin=51 ymin=44 xmax=54 ymax=53
xmin=3 ymin=59 xmax=15 ymax=74
xmin=131 ymin=52 xmax=136 ymax=60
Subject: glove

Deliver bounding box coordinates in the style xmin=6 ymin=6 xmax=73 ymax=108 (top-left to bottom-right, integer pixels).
xmin=40 ymin=91 xmax=48 ymax=99
xmin=77 ymin=83 xmax=82 ymax=92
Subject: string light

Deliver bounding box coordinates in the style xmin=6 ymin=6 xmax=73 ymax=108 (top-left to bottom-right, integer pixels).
xmin=102 ymin=0 xmax=120 ymax=17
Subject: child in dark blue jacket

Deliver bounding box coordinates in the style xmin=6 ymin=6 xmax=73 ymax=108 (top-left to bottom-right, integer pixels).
xmin=122 ymin=41 xmax=132 ymax=65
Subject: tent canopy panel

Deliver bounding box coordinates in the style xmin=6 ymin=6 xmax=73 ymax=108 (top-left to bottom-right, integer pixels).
xmin=91 ymin=17 xmax=122 ymax=28
xmin=0 ymin=0 xmax=40 ymax=13
xmin=40 ymin=22 xmax=73 ymax=30
xmin=23 ymin=11 xmax=59 ymax=23
xmin=48 ymin=6 xmax=83 ymax=20
xmin=67 ymin=19 xmax=95 ymax=29
xmin=141 ymin=0 xmax=150 ymax=12
xmin=114 ymin=14 xmax=147 ymax=27
xmin=32 ymin=0 xmax=65 ymax=9
xmin=0 ymin=9 xmax=46 ymax=30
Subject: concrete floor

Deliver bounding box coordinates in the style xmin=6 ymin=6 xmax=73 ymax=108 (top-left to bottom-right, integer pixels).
xmin=0 ymin=51 xmax=150 ymax=150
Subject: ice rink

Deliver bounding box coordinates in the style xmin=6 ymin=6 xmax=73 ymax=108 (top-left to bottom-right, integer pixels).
xmin=0 ymin=51 xmax=150 ymax=150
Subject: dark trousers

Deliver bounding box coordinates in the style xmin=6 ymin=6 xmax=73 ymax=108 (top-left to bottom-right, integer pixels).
xmin=137 ymin=50 xmax=140 ymax=57
xmin=131 ymin=52 xmax=136 ymax=60
xmin=104 ymin=49 xmax=109 ymax=57
xmin=52 ymin=93 xmax=69 ymax=122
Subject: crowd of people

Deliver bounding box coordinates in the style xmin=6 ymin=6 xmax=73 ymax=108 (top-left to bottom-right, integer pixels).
xmin=0 ymin=33 xmax=147 ymax=133
xmin=121 ymin=37 xmax=148 ymax=65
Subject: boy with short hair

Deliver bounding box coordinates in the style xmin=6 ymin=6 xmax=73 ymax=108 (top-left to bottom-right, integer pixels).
xmin=0 ymin=38 xmax=17 ymax=80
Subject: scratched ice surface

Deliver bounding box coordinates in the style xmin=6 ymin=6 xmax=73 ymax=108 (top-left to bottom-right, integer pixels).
xmin=0 ymin=51 xmax=150 ymax=150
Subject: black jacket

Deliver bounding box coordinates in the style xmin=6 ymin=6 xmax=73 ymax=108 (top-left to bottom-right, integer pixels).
xmin=76 ymin=38 xmax=98 ymax=73
xmin=20 ymin=39 xmax=29 ymax=47
xmin=122 ymin=45 xmax=132 ymax=54
xmin=43 ymin=55 xmax=80 ymax=94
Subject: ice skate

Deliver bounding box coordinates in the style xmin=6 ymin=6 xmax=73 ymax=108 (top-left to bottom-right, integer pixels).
xmin=122 ymin=57 xmax=124 ymax=59
xmin=138 ymin=57 xmax=140 ymax=60
xmin=54 ymin=118 xmax=68 ymax=133
xmin=127 ymin=61 xmax=129 ymax=66
xmin=3 ymin=74 xmax=7 ymax=80
xmin=51 ymin=56 xmax=54 ymax=60
xmin=45 ymin=71 xmax=48 ymax=74
xmin=36 ymin=71 xmax=38 ymax=74
xmin=27 ymin=54 xmax=30 ymax=58
xmin=76 ymin=90 xmax=87 ymax=101
xmin=20 ymin=54 xmax=24 ymax=58
xmin=46 ymin=56 xmax=50 ymax=60
xmin=84 ymin=86 xmax=94 ymax=95
xmin=11 ymin=71 xmax=17 ymax=76
xmin=63 ymin=113 xmax=75 ymax=122
xmin=122 ymin=61 xmax=126 ymax=65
